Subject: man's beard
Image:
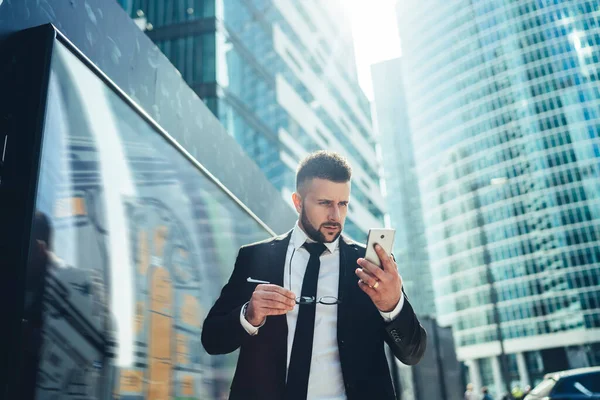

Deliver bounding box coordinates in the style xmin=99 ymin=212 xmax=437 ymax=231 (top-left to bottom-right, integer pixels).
xmin=300 ymin=207 xmax=342 ymax=243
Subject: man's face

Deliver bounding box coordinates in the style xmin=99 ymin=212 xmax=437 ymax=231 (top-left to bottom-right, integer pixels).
xmin=293 ymin=178 xmax=350 ymax=243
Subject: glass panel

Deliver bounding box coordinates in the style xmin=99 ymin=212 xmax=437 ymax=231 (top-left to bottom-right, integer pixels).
xmin=22 ymin=39 xmax=271 ymax=399
xmin=554 ymin=372 xmax=600 ymax=394
xmin=577 ymin=372 xmax=600 ymax=392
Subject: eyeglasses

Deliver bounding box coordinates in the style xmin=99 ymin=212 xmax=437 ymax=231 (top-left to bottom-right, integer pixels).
xmin=295 ymin=295 xmax=341 ymax=305
xmin=289 ymin=247 xmax=342 ymax=306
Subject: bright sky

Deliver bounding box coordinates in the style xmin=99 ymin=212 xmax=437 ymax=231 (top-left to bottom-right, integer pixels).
xmin=347 ymin=0 xmax=402 ymax=101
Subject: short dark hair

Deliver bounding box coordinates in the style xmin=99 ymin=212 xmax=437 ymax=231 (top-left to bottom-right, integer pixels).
xmin=296 ymin=150 xmax=352 ymax=194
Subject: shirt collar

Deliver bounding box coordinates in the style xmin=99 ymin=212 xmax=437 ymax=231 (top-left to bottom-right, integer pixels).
xmin=291 ymin=221 xmax=339 ymax=253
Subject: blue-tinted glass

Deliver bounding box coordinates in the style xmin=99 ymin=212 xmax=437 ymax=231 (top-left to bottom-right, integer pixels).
xmin=25 ymin=40 xmax=270 ymax=399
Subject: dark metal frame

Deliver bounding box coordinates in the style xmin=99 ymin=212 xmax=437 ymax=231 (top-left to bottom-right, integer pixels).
xmin=0 ymin=24 xmax=55 ymax=400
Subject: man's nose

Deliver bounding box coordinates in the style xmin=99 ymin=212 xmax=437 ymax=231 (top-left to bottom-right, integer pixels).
xmin=329 ymin=205 xmax=341 ymax=221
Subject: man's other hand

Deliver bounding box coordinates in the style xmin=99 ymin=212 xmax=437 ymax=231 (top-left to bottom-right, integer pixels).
xmin=246 ymin=284 xmax=296 ymax=327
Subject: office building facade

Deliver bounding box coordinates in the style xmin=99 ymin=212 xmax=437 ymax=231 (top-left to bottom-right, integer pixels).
xmin=371 ymin=58 xmax=436 ymax=318
xmin=125 ymin=0 xmax=385 ymax=239
xmin=372 ymin=60 xmax=463 ymax=400
xmin=396 ymin=0 xmax=600 ymax=395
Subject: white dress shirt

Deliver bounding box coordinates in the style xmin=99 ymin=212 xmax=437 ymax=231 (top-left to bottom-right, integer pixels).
xmin=240 ymin=223 xmax=404 ymax=399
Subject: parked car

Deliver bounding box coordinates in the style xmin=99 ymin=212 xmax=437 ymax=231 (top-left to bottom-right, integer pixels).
xmin=525 ymin=366 xmax=600 ymax=400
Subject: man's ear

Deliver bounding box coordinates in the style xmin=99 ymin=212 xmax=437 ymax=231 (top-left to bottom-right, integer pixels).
xmin=292 ymin=192 xmax=302 ymax=213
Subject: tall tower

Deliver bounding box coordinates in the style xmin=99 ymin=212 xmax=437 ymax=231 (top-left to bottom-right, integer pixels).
xmin=397 ymin=0 xmax=600 ymax=395
xmin=125 ymin=0 xmax=385 ymax=239
xmin=371 ymin=58 xmax=436 ymax=318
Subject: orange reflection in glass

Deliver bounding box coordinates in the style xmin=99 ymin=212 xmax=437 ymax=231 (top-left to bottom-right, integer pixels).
xmin=147 ymin=267 xmax=172 ymax=400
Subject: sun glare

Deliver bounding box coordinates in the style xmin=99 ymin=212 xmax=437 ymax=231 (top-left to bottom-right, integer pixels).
xmin=347 ymin=0 xmax=402 ymax=101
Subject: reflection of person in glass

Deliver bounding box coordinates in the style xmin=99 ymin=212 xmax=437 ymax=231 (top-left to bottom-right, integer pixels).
xmin=21 ymin=212 xmax=52 ymax=400
xmin=202 ymin=151 xmax=427 ymax=399
xmin=24 ymin=211 xmax=113 ymax=399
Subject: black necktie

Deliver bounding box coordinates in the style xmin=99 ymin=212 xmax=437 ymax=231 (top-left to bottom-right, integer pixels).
xmin=285 ymin=242 xmax=327 ymax=400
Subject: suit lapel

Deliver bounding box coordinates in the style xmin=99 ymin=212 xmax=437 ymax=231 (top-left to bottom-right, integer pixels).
xmin=337 ymin=236 xmax=358 ymax=335
xmin=266 ymin=230 xmax=292 ymax=393
xmin=336 ymin=235 xmax=360 ymax=383
xmin=267 ymin=230 xmax=292 ymax=286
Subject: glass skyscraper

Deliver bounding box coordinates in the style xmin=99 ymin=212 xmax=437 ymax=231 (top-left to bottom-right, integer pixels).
xmin=396 ymin=0 xmax=600 ymax=395
xmin=124 ymin=0 xmax=385 ymax=239
xmin=371 ymin=58 xmax=436 ymax=318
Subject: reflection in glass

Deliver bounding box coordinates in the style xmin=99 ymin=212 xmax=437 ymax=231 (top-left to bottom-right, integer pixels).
xmin=24 ymin=39 xmax=270 ymax=399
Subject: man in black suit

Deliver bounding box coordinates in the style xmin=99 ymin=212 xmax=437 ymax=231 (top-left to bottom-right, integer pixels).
xmin=202 ymin=151 xmax=427 ymax=400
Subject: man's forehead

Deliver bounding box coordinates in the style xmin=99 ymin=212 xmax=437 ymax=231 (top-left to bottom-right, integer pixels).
xmin=305 ymin=178 xmax=350 ymax=198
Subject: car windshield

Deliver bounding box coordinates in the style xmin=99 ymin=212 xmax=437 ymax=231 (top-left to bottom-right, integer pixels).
xmin=530 ymin=378 xmax=556 ymax=397
xmin=554 ymin=372 xmax=600 ymax=395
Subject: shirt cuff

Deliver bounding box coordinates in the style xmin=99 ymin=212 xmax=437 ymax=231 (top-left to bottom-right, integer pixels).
xmin=379 ymin=291 xmax=405 ymax=322
xmin=240 ymin=302 xmax=265 ymax=335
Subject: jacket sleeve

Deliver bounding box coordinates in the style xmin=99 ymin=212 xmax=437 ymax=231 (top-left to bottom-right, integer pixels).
xmin=383 ymin=291 xmax=427 ymax=365
xmin=201 ymin=247 xmax=252 ymax=355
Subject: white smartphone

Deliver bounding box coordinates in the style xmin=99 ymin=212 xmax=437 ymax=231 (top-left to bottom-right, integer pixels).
xmin=364 ymin=228 xmax=395 ymax=268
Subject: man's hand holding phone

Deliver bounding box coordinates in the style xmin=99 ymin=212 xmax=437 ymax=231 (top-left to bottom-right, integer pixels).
xmin=356 ymin=244 xmax=403 ymax=313
xmin=245 ymin=284 xmax=296 ymax=327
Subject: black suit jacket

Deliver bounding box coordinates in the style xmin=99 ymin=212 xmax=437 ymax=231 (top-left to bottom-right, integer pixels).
xmin=201 ymin=231 xmax=427 ymax=400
